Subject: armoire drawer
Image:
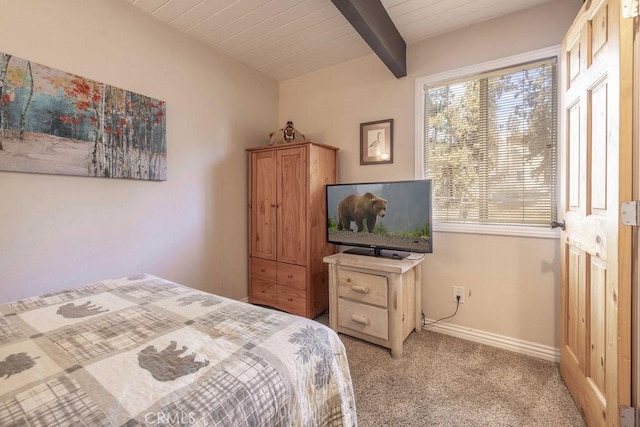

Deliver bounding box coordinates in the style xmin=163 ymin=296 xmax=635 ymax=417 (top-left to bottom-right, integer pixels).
xmin=250 ymin=257 xmax=277 ymax=282
xmin=277 ymin=263 xmax=306 ymax=290
xmin=277 ymin=285 xmax=306 ymax=315
xmin=250 ymin=278 xmax=277 ymax=305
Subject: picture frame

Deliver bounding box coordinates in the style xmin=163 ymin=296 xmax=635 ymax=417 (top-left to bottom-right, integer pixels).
xmin=360 ymin=119 xmax=393 ymax=165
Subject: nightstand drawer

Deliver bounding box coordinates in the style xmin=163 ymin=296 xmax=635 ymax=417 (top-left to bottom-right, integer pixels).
xmin=338 ymin=299 xmax=388 ymax=341
xmin=338 ymin=270 xmax=387 ymax=307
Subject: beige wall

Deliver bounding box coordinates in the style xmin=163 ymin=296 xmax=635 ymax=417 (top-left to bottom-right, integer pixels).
xmin=0 ymin=0 xmax=278 ymax=302
xmin=0 ymin=0 xmax=583 ymax=352
xmin=279 ymin=0 xmax=581 ymax=350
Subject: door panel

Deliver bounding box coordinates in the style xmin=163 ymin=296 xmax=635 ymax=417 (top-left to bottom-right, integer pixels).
xmin=590 ymin=257 xmax=607 ymax=396
xmin=560 ymin=0 xmax=632 ymax=425
xmin=250 ymin=151 xmax=277 ymax=260
xmin=591 ymin=5 xmax=608 ymax=59
xmin=277 ymin=147 xmax=307 ymax=266
xmin=591 ymin=81 xmax=608 ymax=211
xmin=569 ymin=103 xmax=581 ymax=207
xmin=567 ymin=246 xmax=586 ymax=369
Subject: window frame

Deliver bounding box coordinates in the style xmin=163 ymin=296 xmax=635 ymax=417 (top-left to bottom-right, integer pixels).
xmin=414 ymin=45 xmax=562 ymax=239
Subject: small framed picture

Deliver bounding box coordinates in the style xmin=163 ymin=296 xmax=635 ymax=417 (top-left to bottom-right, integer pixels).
xmin=360 ymin=119 xmax=393 ymax=165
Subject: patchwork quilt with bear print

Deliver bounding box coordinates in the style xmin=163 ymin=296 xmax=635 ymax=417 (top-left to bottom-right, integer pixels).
xmin=0 ymin=274 xmax=357 ymax=426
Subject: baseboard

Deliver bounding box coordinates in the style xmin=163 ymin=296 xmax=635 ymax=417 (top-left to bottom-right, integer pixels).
xmin=240 ymin=297 xmax=249 ymax=303
xmin=424 ymin=319 xmax=560 ymax=363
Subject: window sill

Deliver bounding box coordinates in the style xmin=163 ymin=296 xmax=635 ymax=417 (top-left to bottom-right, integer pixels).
xmin=433 ymin=222 xmax=561 ymax=239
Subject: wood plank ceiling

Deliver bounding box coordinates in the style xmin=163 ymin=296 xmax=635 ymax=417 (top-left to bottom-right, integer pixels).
xmin=125 ymin=0 xmax=552 ymax=81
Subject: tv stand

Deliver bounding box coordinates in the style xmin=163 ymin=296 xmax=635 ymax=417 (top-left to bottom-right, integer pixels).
xmin=343 ymin=247 xmax=410 ymax=259
xmin=323 ymin=253 xmax=423 ymax=358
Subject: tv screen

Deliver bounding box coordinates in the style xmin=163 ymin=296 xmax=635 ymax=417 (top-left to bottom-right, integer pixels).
xmin=326 ymin=180 xmax=433 ymax=257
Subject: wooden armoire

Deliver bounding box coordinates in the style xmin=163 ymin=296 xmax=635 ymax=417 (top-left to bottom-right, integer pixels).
xmin=247 ymin=141 xmax=338 ymax=318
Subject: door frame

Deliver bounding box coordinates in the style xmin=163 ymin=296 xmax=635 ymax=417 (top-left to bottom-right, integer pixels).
xmin=620 ymin=1 xmax=635 ymax=415
xmin=633 ymin=12 xmax=639 ymax=408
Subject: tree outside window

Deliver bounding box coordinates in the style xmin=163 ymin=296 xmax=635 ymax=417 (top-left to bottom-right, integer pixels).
xmin=420 ymin=58 xmax=557 ymax=228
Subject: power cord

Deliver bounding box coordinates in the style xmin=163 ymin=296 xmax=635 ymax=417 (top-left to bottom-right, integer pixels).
xmin=422 ymin=294 xmax=460 ymax=327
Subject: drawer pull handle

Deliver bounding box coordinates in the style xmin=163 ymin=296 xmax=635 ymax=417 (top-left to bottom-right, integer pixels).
xmin=260 ymin=269 xmax=266 ymax=273
xmin=351 ymin=285 xmax=369 ymax=294
xmin=347 ymin=278 xmax=352 ymax=283
xmin=287 ymin=274 xmax=293 ymax=279
xmin=351 ymin=314 xmax=369 ymax=325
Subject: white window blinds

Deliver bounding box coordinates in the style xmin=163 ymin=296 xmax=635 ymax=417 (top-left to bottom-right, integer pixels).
xmin=422 ymin=58 xmax=557 ymax=227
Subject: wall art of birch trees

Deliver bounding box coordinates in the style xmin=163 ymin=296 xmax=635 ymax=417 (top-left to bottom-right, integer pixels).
xmin=0 ymin=51 xmax=167 ymax=181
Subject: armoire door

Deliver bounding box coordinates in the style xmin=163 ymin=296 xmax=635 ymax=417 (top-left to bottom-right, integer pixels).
xmin=559 ymin=0 xmax=633 ymax=425
xmin=276 ymin=147 xmax=307 ymax=266
xmin=249 ymin=150 xmax=277 ymax=260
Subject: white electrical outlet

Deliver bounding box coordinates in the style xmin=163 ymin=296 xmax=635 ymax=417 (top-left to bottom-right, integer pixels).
xmin=452 ymin=286 xmax=465 ymax=304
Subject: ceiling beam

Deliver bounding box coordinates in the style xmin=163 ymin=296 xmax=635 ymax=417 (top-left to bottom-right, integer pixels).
xmin=330 ymin=0 xmax=406 ymax=78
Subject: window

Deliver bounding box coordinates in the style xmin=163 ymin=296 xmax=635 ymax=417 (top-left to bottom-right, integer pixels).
xmin=416 ymin=47 xmax=559 ymax=237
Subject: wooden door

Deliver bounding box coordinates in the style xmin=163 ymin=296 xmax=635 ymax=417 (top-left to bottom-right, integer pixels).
xmin=560 ymin=0 xmax=633 ymax=425
xmin=250 ymin=150 xmax=277 ymax=260
xmin=276 ymin=147 xmax=307 ymax=266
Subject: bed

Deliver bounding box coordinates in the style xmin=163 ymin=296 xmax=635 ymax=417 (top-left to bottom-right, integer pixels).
xmin=0 ymin=274 xmax=357 ymax=426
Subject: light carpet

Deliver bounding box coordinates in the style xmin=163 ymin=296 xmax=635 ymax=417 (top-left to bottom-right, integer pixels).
xmin=316 ymin=313 xmax=585 ymax=427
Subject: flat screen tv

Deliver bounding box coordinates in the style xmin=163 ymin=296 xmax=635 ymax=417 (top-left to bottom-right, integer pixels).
xmin=326 ymin=179 xmax=433 ymax=258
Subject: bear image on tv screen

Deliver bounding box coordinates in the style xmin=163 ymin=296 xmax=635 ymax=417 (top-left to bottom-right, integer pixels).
xmin=337 ymin=192 xmax=387 ymax=233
